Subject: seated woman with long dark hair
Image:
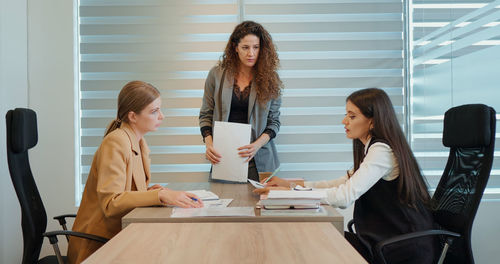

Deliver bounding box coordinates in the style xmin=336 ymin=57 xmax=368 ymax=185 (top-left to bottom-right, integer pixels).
xmin=257 ymin=88 xmax=436 ymax=263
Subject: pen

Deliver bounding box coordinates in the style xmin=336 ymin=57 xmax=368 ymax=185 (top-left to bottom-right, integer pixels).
xmin=263 ymin=165 xmax=281 ymax=184
xmin=191 ymin=197 xmax=198 ymax=202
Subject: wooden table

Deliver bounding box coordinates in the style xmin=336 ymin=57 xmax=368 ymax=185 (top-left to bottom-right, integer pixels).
xmin=122 ymin=182 xmax=344 ymax=232
xmin=83 ymin=222 xmax=367 ymax=264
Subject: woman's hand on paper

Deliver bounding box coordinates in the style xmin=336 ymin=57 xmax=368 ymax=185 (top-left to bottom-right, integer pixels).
xmin=253 ymin=186 xmax=290 ymax=195
xmin=159 ymin=190 xmax=204 ymax=208
xmin=238 ymin=134 xmax=270 ymax=162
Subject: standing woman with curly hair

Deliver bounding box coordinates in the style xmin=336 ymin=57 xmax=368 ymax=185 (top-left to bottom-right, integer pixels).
xmin=199 ymin=21 xmax=283 ymax=181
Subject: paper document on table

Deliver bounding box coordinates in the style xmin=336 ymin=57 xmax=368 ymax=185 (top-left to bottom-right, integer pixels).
xmin=203 ymin=199 xmax=233 ymax=208
xmin=212 ymin=121 xmax=251 ymax=183
xmin=171 ymin=207 xmax=255 ymax=217
xmin=187 ymin=190 xmax=219 ymax=201
xmin=248 ymin=179 xmax=265 ymax=189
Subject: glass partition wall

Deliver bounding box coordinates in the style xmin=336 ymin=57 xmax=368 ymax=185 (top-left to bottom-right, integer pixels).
xmin=409 ymin=0 xmax=500 ymax=190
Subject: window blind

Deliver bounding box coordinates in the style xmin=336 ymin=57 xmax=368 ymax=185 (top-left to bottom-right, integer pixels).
xmin=243 ymin=0 xmax=404 ymax=180
xmin=78 ymin=0 xmax=405 ymax=198
xmin=410 ymin=0 xmax=500 ymax=189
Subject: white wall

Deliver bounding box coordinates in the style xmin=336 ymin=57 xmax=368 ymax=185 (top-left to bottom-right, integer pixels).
xmin=471 ymin=195 xmax=500 ymax=264
xmin=1 ymin=0 xmax=77 ymax=262
xmin=1 ymin=0 xmax=28 ymax=263
xmin=27 ymin=0 xmax=78 ymax=258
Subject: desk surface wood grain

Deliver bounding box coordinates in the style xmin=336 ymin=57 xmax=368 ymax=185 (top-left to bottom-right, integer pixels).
xmin=83 ymin=222 xmax=367 ymax=264
xmin=122 ymin=182 xmax=344 ymax=232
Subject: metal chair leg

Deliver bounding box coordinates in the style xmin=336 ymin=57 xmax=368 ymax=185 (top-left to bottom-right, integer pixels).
xmin=51 ymin=243 xmax=65 ymax=264
xmin=61 ymin=223 xmax=70 ymax=242
xmin=437 ymin=237 xmax=454 ymax=264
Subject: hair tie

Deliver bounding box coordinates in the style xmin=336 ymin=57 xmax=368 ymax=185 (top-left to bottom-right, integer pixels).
xmin=116 ymin=118 xmax=122 ymax=125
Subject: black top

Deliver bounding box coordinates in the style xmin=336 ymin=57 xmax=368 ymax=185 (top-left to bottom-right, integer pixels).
xmin=201 ymin=80 xmax=276 ymax=139
xmin=353 ymin=138 xmax=437 ymax=264
xmin=228 ymin=82 xmax=251 ymax=124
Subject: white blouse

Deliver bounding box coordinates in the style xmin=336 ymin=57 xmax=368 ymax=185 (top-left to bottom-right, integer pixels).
xmin=304 ymin=138 xmax=399 ymax=209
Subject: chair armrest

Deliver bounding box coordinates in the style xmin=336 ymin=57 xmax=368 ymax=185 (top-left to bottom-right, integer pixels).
xmin=53 ymin=214 xmax=77 ymax=228
xmin=43 ymin=230 xmax=109 ymax=245
xmin=347 ymin=219 xmax=355 ymax=233
xmin=53 ymin=214 xmax=76 ymax=220
xmin=43 ymin=231 xmax=108 ymax=264
xmin=374 ymin=229 xmax=460 ymax=264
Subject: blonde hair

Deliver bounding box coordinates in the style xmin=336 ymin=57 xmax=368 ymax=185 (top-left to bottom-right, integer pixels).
xmin=104 ymin=81 xmax=160 ymax=137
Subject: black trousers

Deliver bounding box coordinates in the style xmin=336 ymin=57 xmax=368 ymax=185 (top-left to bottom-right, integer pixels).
xmin=247 ymin=159 xmax=259 ymax=181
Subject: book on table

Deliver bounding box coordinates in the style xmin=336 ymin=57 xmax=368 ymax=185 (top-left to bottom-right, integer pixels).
xmin=260 ymin=197 xmax=321 ymax=206
xmin=267 ymin=190 xmax=326 ymax=200
xmin=260 ymin=190 xmax=324 ymax=206
xmin=263 ymin=204 xmax=320 ymax=210
xmin=260 ymin=206 xmax=327 ymax=216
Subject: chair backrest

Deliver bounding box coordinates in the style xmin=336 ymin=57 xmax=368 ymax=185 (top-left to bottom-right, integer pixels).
xmin=432 ymin=104 xmax=496 ymax=264
xmin=6 ymin=108 xmax=48 ymax=264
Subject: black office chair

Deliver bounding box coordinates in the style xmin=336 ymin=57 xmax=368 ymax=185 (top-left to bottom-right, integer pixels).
xmin=348 ymin=104 xmax=496 ymax=264
xmin=6 ymin=108 xmax=108 ymax=264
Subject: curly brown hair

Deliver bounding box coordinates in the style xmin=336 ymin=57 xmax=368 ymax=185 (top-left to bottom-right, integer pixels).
xmin=219 ymin=21 xmax=283 ymax=103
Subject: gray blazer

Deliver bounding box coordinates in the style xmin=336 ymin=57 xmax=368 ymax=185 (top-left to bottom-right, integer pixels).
xmin=199 ymin=66 xmax=281 ymax=172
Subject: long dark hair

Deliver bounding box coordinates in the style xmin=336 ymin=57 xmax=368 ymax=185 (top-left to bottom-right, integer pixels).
xmin=104 ymin=81 xmax=160 ymax=137
xmin=347 ymin=88 xmax=430 ymax=208
xmin=220 ymin=20 xmax=282 ymax=103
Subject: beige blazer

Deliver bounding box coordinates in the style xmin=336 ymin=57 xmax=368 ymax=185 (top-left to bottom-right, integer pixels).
xmin=199 ymin=66 xmax=282 ymax=172
xmin=67 ymin=123 xmax=162 ymax=264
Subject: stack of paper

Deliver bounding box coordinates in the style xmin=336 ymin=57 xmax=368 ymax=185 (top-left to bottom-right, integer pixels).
xmin=260 ymin=190 xmax=326 ymax=209
xmin=212 ymin=121 xmax=251 ymax=183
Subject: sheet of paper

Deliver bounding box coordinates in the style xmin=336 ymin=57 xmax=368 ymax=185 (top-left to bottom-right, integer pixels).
xmin=203 ymin=198 xmax=233 ymax=208
xmin=187 ymin=190 xmax=219 ymax=201
xmin=171 ymin=206 xmax=255 ymax=217
xmin=247 ymin=179 xmax=265 ymax=189
xmin=212 ymin=121 xmax=251 ymax=182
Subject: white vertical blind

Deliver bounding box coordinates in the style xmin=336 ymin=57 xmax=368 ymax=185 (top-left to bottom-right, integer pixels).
xmin=410 ymin=0 xmax=500 ymax=189
xmin=78 ymin=0 xmax=404 ymax=196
